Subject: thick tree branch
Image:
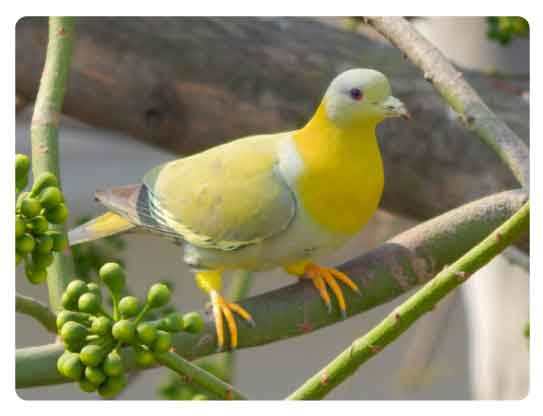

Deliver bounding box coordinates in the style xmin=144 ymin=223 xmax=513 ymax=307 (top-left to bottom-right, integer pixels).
xmin=30 ymin=17 xmax=76 ymax=311
xmin=16 ymin=17 xmax=529 ymax=223
xmin=15 ymin=293 xmax=57 ymax=334
xmin=288 ymin=201 xmax=530 ymax=399
xmin=365 ymin=17 xmax=529 ymax=189
xmin=16 ymin=190 xmax=527 ymax=389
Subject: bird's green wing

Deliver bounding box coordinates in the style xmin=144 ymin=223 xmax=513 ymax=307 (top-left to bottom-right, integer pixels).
xmin=142 ymin=134 xmax=296 ymax=251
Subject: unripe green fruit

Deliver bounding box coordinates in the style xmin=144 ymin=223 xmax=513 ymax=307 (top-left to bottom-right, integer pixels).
xmin=44 ymin=203 xmax=69 ymax=224
xmin=56 ymin=310 xmax=91 ymax=330
xmin=60 ymin=321 xmax=88 ymax=345
xmin=135 ymin=347 xmax=156 ymax=368
xmin=85 ymin=365 xmax=106 ymax=386
xmin=192 ymin=394 xmax=208 ymax=400
xmin=60 ymin=353 xmax=84 ymax=380
xmin=29 ymin=216 xmax=49 ymax=235
xmin=31 ymin=172 xmax=58 ymax=196
xmin=48 ymin=231 xmax=68 ymax=252
xmin=34 ymin=234 xmax=54 ymax=254
xmin=177 ymin=385 xmax=195 ymax=400
xmin=15 ymin=154 xmax=30 ymax=179
xmin=79 ymin=378 xmax=98 ymax=393
xmin=39 ymin=186 xmax=63 ymax=209
xmin=16 ymin=176 xmax=28 ymax=192
xmin=91 ymin=316 xmax=113 ymax=336
xmin=112 ymin=319 xmax=136 ymax=343
xmin=56 ymin=351 xmax=73 ymax=375
xmin=16 ymin=233 xmax=35 ymax=254
xmin=66 ymin=279 xmax=88 ymax=298
xmin=103 ymin=350 xmax=124 ymax=377
xmin=15 ymin=216 xmax=26 ymax=238
xmin=99 ymin=262 xmax=125 ymax=295
xmin=136 ymin=322 xmax=158 ymax=345
xmin=182 ymin=312 xmax=205 ymax=334
xmin=25 ymin=264 xmax=47 ymax=284
xmin=16 ymin=253 xmax=23 ymax=265
xmin=78 ymin=292 xmax=102 ymax=314
xmin=61 ymin=291 xmax=78 ymax=311
xmin=147 ymin=283 xmax=171 ymax=309
xmin=159 ymin=312 xmax=185 ymax=332
xmin=16 ymin=191 xmax=29 ymax=211
xmin=80 ymin=344 xmax=108 ymax=367
xmin=20 ymin=197 xmax=42 ymax=218
xmin=86 ymin=282 xmax=101 ymax=297
xmin=32 ymin=252 xmax=54 ymax=269
xmin=98 ymin=374 xmax=127 ymax=399
xmin=152 ymin=330 xmax=172 ymax=353
xmin=118 ymin=296 xmax=141 ymax=318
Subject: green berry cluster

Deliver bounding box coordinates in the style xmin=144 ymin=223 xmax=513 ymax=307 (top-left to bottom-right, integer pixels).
xmin=487 ymin=17 xmax=529 ymax=45
xmin=16 ymin=154 xmax=69 ymax=284
xmin=56 ymin=262 xmax=204 ymax=398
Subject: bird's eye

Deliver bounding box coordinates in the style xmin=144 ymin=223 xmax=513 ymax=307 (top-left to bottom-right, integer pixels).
xmin=349 ymin=88 xmax=363 ymax=101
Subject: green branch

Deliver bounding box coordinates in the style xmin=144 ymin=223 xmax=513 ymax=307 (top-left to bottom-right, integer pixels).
xmin=287 ymin=201 xmax=529 ymax=399
xmin=16 ymin=190 xmax=527 ymax=389
xmin=30 ymin=16 xmax=76 ymax=311
xmin=365 ymin=17 xmax=529 ymax=189
xmin=154 ymin=351 xmax=247 ymax=400
xmin=16 ymin=293 xmax=57 ymax=334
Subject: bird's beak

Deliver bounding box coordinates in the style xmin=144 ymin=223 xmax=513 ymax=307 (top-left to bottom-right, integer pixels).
xmin=382 ymin=96 xmax=411 ymax=120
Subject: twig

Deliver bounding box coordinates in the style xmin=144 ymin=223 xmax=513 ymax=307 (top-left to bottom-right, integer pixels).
xmin=365 ymin=17 xmax=529 ymax=189
xmin=30 ymin=17 xmax=76 ymax=311
xmin=154 ymin=351 xmax=247 ymax=400
xmin=15 ymin=190 xmax=527 ymax=388
xmin=287 ymin=201 xmax=529 ymax=399
xmin=16 ymin=293 xmax=57 ymax=334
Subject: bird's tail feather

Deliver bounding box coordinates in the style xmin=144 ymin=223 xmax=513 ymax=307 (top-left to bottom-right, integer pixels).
xmin=68 ymin=211 xmax=136 ymax=246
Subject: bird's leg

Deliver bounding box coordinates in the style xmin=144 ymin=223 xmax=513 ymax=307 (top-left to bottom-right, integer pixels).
xmin=195 ymin=269 xmax=254 ymax=350
xmin=284 ymin=260 xmax=360 ymax=318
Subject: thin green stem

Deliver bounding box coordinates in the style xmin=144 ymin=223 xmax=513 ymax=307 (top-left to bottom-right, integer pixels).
xmin=154 ymin=351 xmax=247 ymax=400
xmin=30 ymin=16 xmax=76 ymax=311
xmin=133 ymin=303 xmax=151 ymax=326
xmin=111 ymin=294 xmax=120 ymax=321
xmin=287 ymin=201 xmax=529 ymax=400
xmin=15 ymin=293 xmax=57 ymax=334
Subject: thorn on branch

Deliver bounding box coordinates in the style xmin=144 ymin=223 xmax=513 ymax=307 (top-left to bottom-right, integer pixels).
xmin=454 ymin=271 xmax=467 ymax=281
xmin=370 ymin=344 xmax=382 ymax=354
xmin=225 ymin=388 xmax=234 ymax=400
xmin=297 ymin=321 xmax=314 ymax=334
xmin=320 ymin=369 xmax=329 ymax=385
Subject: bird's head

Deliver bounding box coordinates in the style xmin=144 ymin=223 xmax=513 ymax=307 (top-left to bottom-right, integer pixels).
xmin=322 ymin=68 xmax=410 ymax=128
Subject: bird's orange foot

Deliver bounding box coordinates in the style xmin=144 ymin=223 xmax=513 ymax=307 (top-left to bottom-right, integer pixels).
xmin=286 ymin=262 xmax=360 ymax=317
xmin=210 ymin=291 xmax=254 ymax=350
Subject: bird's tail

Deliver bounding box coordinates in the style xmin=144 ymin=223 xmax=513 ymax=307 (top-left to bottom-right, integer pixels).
xmin=68 ymin=211 xmax=136 ymax=246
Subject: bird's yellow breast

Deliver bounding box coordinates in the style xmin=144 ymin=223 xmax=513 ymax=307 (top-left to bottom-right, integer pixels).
xmin=293 ymin=104 xmax=384 ymax=235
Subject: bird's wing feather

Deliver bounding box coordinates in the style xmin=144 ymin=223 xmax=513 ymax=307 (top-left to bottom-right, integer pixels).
xmin=143 ymin=133 xmax=297 ymax=251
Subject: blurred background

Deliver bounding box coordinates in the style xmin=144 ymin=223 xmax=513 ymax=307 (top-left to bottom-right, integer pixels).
xmin=15 ymin=16 xmax=529 ymax=400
